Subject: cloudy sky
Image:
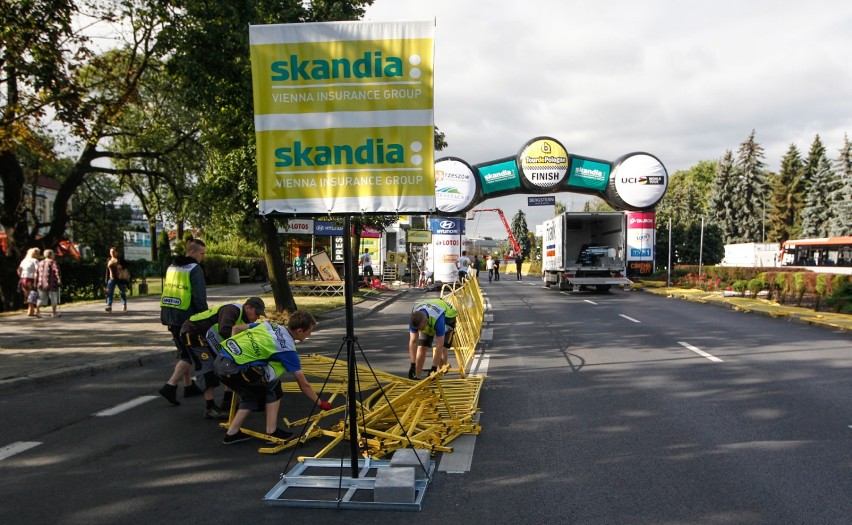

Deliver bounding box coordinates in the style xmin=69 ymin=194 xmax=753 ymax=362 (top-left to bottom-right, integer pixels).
xmin=364 ymin=0 xmax=852 ymax=239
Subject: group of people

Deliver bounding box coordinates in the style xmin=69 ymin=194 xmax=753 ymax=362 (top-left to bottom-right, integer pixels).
xmin=17 ymin=244 xmax=134 ymax=318
xmin=17 ymin=247 xmax=62 ymax=318
xmin=156 ymin=239 xmax=333 ymax=445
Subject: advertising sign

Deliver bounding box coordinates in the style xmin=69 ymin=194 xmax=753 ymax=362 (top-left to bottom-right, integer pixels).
xmin=250 ymin=21 xmax=436 ymax=215
xmin=315 ymin=221 xmax=343 ymax=236
xmin=428 ymin=217 xmax=463 ymax=282
xmin=434 ymin=157 xmax=477 ymax=214
xmin=278 ymin=218 xmax=314 ymax=234
xmin=517 ymin=137 xmax=569 ymax=192
xmin=606 ymin=153 xmax=668 ymax=211
xmin=528 ymin=196 xmax=556 ymax=206
xmin=477 ymin=157 xmax=520 ymax=196
xmin=407 ymin=230 xmax=432 ymax=243
xmin=566 ymin=156 xmax=610 ymax=191
xmin=626 ymin=211 xmax=655 ymax=275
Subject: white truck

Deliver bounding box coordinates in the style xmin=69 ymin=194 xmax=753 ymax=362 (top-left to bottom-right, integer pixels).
xmin=542 ymin=212 xmax=632 ymax=292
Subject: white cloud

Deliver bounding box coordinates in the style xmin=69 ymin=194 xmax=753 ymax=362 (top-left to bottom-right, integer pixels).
xmin=365 ymin=0 xmax=852 ymax=238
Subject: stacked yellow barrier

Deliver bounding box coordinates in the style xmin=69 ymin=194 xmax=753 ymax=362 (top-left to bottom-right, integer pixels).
xmin=440 ymin=276 xmax=486 ymax=377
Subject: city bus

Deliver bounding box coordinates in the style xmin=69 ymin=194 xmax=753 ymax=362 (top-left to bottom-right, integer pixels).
xmin=780 ymin=236 xmax=852 ymax=273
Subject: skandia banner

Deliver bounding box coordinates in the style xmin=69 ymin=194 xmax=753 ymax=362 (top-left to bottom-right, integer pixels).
xmin=250 ymin=21 xmax=436 ymax=215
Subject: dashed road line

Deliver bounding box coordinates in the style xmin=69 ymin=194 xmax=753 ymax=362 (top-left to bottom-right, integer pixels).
xmin=93 ymin=395 xmax=158 ymax=417
xmin=678 ymin=341 xmax=724 ymax=363
xmin=584 ymin=299 xmax=598 ymax=305
xmin=619 ymin=314 xmax=641 ymax=323
xmin=0 ymin=441 xmax=41 ymax=461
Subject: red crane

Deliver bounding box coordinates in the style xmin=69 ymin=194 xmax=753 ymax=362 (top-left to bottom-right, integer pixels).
xmin=466 ymin=208 xmax=521 ymax=255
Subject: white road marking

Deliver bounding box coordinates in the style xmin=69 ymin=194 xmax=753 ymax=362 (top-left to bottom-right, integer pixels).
xmin=678 ymin=341 xmax=724 ymax=363
xmin=584 ymin=299 xmax=598 ymax=305
xmin=0 ymin=441 xmax=42 ymax=461
xmin=440 ymin=353 xmax=489 ymax=473
xmin=93 ymin=395 xmax=158 ymax=417
xmin=480 ymin=328 xmax=493 ymax=341
xmin=619 ymin=314 xmax=640 ymax=323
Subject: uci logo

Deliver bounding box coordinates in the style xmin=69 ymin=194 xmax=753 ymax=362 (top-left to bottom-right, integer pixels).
xmin=439 ymin=220 xmax=455 ymax=229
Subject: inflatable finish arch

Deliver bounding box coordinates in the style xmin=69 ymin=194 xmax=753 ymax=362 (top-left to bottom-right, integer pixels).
xmin=433 ymin=136 xmax=668 ymax=216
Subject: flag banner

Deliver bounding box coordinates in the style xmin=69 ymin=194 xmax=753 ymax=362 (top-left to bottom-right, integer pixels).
xmin=250 ymin=21 xmax=436 ymax=215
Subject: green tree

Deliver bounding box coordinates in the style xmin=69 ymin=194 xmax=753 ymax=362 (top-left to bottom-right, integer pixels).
xmin=829 ymin=134 xmax=852 ymax=236
xmin=766 ymin=144 xmax=804 ymax=242
xmin=708 ymin=149 xmax=738 ymax=243
xmin=801 ymin=153 xmax=838 ymax=237
xmin=655 ymin=160 xmax=716 ymax=228
xmin=510 ymin=209 xmax=530 ymax=259
xmin=732 ymin=130 xmax=768 ymax=243
xmin=1 ymin=0 xmax=173 ymax=310
xmin=554 ymin=200 xmax=567 ymax=216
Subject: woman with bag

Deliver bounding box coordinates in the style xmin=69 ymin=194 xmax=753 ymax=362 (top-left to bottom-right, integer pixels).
xmin=35 ymin=249 xmax=62 ymax=318
xmin=17 ymin=247 xmax=41 ymax=317
xmin=105 ymin=247 xmax=130 ymax=313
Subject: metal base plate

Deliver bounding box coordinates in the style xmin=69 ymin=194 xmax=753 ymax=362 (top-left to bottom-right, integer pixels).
xmin=263 ymin=457 xmax=435 ymax=511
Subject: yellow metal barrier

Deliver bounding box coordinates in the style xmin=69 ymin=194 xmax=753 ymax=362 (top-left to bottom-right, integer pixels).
xmin=219 ymin=278 xmax=488 ymax=456
xmin=440 ymin=276 xmax=486 ymax=377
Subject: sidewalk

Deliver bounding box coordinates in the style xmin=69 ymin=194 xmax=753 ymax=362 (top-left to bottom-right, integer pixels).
xmin=0 ymin=283 xmax=408 ymax=392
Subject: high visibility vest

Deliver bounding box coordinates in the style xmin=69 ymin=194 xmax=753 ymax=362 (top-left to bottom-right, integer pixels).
xmin=413 ymin=299 xmax=457 ymax=337
xmin=221 ymin=322 xmax=294 ymax=377
xmin=160 ymin=263 xmax=197 ymax=311
xmin=189 ymin=303 xmax=244 ymax=351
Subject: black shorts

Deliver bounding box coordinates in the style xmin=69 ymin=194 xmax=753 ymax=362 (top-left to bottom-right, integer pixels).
xmin=168 ymin=325 xmax=192 ymax=363
xmin=213 ymin=355 xmax=282 ymax=411
xmin=416 ymin=317 xmax=457 ymax=348
xmin=188 ymin=345 xmax=220 ymax=390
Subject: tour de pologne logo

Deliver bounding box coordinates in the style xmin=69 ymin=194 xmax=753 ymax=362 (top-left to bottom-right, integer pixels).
xmin=519 ymin=139 xmax=569 ymax=189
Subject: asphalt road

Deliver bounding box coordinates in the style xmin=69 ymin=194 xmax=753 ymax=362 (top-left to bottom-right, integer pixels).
xmin=1 ymin=282 xmax=850 ymax=524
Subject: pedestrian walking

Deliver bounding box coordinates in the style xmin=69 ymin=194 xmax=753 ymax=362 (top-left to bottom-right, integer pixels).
xmin=17 ymin=247 xmax=41 ymax=317
xmin=515 ymin=254 xmax=524 ymax=281
xmin=486 ymin=255 xmax=494 ymax=283
xmin=104 ymin=247 xmax=130 ymax=313
xmin=35 ymin=249 xmax=62 ymax=317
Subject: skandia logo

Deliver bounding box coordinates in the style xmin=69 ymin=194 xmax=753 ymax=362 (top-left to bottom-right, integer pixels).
xmin=575 ymin=167 xmax=605 ymax=180
xmin=275 ymin=139 xmax=404 ymax=167
xmin=270 ymin=52 xmax=404 ymax=82
xmin=484 ymin=169 xmax=514 ymax=182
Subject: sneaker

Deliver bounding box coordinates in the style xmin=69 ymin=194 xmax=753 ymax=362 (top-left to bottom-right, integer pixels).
xmin=105 ymin=306 xmax=111 ymax=313
xmin=183 ymin=382 xmax=203 ymax=398
xmin=408 ymin=365 xmax=417 ymax=380
xmin=158 ymin=384 xmax=180 ymax=406
xmin=222 ymin=430 xmax=252 ymax=445
xmin=204 ymin=406 xmax=229 ymax=420
xmin=264 ymin=428 xmax=293 ymax=445
xmin=122 ymin=304 xmax=127 ymax=312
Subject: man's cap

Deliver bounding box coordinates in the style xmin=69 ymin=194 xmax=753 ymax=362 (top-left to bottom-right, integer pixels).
xmin=244 ymin=297 xmax=266 ymax=315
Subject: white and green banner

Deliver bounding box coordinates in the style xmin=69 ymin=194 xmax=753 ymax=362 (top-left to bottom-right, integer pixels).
xmin=250 ymin=21 xmax=436 ymax=215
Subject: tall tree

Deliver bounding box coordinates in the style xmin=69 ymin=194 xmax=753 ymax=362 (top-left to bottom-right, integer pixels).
xmin=510 ymin=209 xmax=530 ymax=259
xmin=801 ymin=152 xmax=838 ymax=237
xmin=766 ymin=144 xmax=804 ymax=242
xmin=0 ymin=0 xmax=175 ymax=310
xmin=732 ymin=130 xmax=768 ymax=243
xmin=708 ymin=149 xmax=738 ymax=243
xmin=830 ymin=134 xmax=852 ymax=236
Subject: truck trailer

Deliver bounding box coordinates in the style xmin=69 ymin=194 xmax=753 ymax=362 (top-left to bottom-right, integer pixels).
xmin=542 ymin=212 xmax=632 ymax=292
